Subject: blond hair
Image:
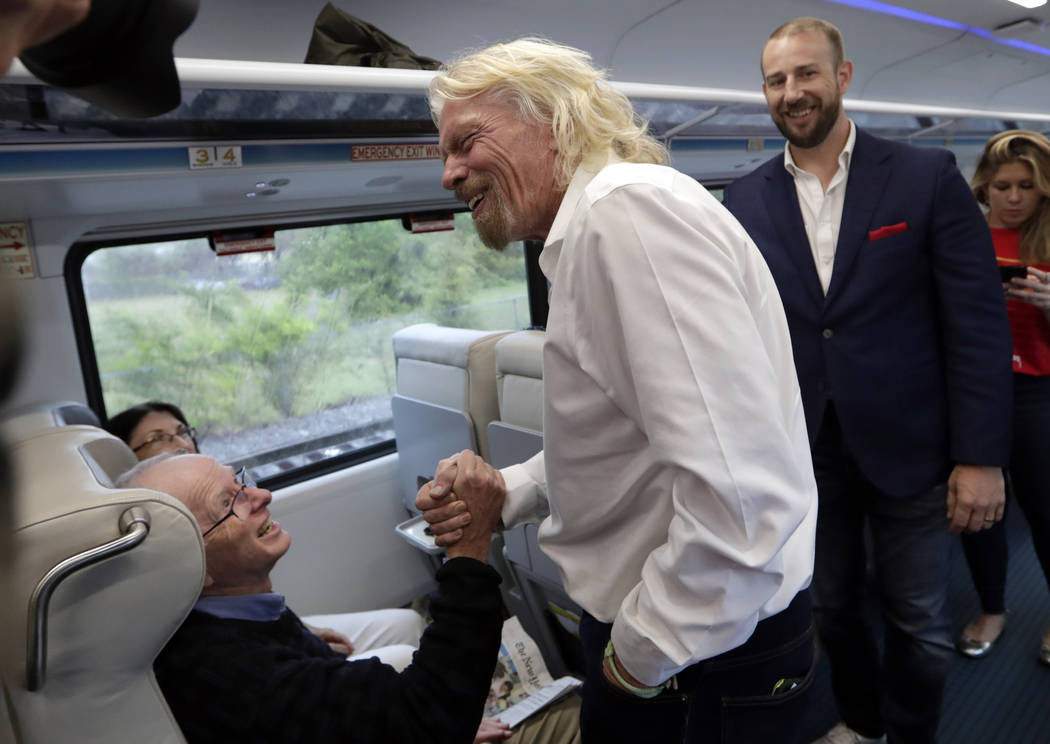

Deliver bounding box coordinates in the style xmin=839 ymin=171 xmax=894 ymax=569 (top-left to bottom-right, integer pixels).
xmin=971 ymin=130 xmax=1050 ymax=264
xmin=763 ymin=17 xmax=845 ymax=75
xmin=429 ymin=37 xmax=667 ymax=186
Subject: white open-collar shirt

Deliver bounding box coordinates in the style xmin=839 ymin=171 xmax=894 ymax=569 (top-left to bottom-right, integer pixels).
xmin=500 ymin=155 xmax=818 ymax=685
xmin=784 ymin=119 xmax=857 ymax=293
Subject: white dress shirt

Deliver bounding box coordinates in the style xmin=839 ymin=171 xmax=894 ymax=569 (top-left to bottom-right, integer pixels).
xmin=784 ymin=119 xmax=856 ymax=293
xmin=500 ymin=156 xmax=818 ymax=685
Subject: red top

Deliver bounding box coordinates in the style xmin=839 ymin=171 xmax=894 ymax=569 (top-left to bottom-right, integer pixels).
xmin=994 ymin=227 xmax=1050 ymax=376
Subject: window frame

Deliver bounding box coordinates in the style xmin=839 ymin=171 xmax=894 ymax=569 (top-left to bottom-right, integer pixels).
xmin=65 ymin=208 xmax=542 ymax=489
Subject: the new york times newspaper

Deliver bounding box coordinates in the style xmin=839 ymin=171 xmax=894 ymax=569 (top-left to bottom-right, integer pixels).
xmin=484 ymin=616 xmax=582 ymax=728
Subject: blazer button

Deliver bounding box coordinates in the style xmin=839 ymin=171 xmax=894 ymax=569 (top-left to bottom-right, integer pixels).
xmin=817 ymin=379 xmax=830 ymax=393
xmin=821 ymin=328 xmax=834 ymax=339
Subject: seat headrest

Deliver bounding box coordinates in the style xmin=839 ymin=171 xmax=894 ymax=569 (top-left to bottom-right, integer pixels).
xmin=9 ymin=426 xmax=167 ymax=539
xmin=493 ymin=331 xmax=546 ymax=432
xmin=393 ymin=323 xmax=511 ymax=367
xmin=79 ymin=432 xmax=140 ymax=487
xmin=495 ymin=331 xmax=545 ymax=379
xmin=1 ymin=400 xmax=101 ymax=443
xmin=392 ymin=323 xmax=510 ymax=460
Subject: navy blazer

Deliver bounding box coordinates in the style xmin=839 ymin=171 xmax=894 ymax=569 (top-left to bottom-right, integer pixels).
xmin=724 ymin=128 xmax=1012 ymax=497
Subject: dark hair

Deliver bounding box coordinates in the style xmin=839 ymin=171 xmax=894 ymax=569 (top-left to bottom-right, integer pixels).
xmin=104 ymin=401 xmax=196 ymax=449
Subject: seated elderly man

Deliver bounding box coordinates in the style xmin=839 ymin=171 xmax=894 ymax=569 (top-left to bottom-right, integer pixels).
xmin=106 ymin=400 xmax=424 ymax=670
xmin=122 ymin=451 xmax=507 ymax=743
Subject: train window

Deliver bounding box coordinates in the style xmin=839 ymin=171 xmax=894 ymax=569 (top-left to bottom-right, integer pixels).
xmin=77 ymin=213 xmax=528 ymax=481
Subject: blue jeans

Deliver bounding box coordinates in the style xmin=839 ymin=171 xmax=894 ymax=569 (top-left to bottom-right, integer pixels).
xmin=578 ymin=592 xmax=815 ymax=743
xmin=811 ymin=405 xmax=953 ymax=744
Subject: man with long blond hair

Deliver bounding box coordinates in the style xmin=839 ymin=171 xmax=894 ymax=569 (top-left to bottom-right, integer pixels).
xmin=420 ymin=37 xmax=819 ymax=743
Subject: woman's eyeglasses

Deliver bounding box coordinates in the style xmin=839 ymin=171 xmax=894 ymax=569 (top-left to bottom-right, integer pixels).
xmin=132 ymin=424 xmax=197 ymax=453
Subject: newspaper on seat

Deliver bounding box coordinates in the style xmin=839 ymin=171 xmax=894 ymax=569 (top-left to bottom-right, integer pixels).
xmin=484 ymin=616 xmax=583 ymax=728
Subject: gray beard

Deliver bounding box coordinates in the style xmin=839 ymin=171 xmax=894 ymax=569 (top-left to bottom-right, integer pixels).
xmin=473 ymin=188 xmax=511 ymax=251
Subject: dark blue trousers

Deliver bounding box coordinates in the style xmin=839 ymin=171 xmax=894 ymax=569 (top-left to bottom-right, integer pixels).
xmin=811 ymin=405 xmax=953 ymax=744
xmin=578 ymin=591 xmax=814 ymax=743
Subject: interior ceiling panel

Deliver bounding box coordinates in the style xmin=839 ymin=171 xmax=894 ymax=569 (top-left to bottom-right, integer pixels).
xmin=174 ymin=1 xmax=1050 ymax=113
xmin=610 ymin=0 xmax=970 ymax=90
xmin=859 ymin=37 xmax=1050 ymax=106
xmin=988 ymin=72 xmax=1050 ymax=110
xmin=901 ymin=0 xmax=1050 ymax=30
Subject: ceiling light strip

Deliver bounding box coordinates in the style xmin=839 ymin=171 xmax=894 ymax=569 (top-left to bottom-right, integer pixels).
xmin=823 ymin=0 xmax=1050 ymax=57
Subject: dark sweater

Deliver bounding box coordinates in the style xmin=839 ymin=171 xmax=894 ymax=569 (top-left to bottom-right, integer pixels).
xmin=155 ymin=557 xmax=503 ymax=744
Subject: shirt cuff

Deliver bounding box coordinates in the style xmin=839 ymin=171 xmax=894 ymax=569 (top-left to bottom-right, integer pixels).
xmin=609 ymin=615 xmax=676 ymax=687
xmin=500 ymin=460 xmax=547 ymax=529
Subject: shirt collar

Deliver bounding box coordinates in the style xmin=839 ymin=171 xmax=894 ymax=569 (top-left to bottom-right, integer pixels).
xmin=194 ymin=592 xmax=286 ymax=621
xmin=540 ymin=152 xmax=625 ymax=279
xmin=783 ymin=119 xmax=856 ymax=178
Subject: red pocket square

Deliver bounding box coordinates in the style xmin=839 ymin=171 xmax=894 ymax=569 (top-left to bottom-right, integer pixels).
xmin=868 ymin=222 xmax=908 ymax=242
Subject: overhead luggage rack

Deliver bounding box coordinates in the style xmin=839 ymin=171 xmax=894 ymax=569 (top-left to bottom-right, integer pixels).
xmin=3 ymin=57 xmax=1048 ymax=148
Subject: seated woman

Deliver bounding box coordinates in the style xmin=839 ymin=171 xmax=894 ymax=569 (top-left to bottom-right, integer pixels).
xmin=104 ymin=401 xmax=199 ymax=458
xmin=104 ymin=400 xmax=425 ymax=671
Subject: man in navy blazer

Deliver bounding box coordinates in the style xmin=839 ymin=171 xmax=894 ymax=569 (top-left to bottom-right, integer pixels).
xmin=723 ymin=17 xmax=1013 ymax=744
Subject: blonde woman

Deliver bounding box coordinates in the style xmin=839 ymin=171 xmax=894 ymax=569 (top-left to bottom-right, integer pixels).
xmin=959 ymin=130 xmax=1050 ymax=666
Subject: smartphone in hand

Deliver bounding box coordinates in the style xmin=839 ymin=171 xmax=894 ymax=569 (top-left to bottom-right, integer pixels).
xmin=999 ymin=265 xmax=1027 ymax=282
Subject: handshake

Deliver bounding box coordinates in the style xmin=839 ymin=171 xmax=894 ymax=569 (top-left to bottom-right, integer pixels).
xmin=415 ymin=450 xmax=506 ymax=562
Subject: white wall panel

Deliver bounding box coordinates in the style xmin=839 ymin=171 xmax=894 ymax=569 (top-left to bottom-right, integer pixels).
xmin=268 ymin=453 xmax=436 ymax=615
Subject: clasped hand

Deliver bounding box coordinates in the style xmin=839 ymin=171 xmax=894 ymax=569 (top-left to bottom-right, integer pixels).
xmin=415 ymin=449 xmax=506 ymax=560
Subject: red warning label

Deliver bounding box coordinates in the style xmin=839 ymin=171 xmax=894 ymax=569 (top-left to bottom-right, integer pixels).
xmin=0 ymin=221 xmax=34 ymax=279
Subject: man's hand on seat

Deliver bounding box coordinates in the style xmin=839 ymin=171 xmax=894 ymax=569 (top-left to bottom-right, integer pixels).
xmin=304 ymin=622 xmax=354 ymax=656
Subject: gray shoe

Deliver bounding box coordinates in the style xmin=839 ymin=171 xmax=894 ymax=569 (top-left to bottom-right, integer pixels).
xmin=955 ymin=614 xmax=1008 ymax=659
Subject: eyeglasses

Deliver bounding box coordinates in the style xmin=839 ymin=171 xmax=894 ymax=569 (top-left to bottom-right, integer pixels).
xmin=132 ymin=424 xmax=197 ymax=453
xmin=201 ymin=466 xmax=256 ymax=538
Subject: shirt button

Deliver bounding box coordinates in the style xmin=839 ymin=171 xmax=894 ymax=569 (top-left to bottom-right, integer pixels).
xmin=822 ymin=328 xmax=834 ymax=339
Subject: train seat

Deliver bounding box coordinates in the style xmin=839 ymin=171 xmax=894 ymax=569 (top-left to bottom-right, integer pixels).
xmin=390 ymin=322 xmax=509 ymax=512
xmin=0 ymin=400 xmax=101 ymax=443
xmin=0 ymin=400 xmax=138 ymax=484
xmin=486 ymin=330 xmax=583 ymax=678
xmin=487 ymin=329 xmax=546 ymax=559
xmin=1 ymin=425 xmax=205 ymax=744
